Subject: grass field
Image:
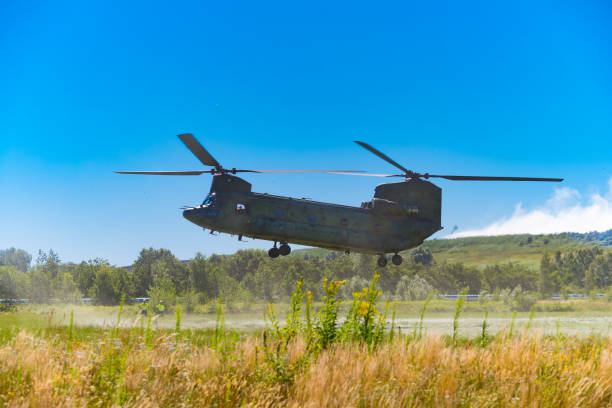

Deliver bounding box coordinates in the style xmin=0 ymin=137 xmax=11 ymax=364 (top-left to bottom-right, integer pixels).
xmin=2 ymin=310 xmax=612 ymax=407
xmin=7 ymin=234 xmax=612 ymax=406
xmin=3 ymin=291 xmax=612 ymax=407
xmin=16 ymin=297 xmax=612 ymax=336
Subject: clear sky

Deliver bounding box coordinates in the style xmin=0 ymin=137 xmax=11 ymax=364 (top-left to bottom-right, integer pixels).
xmin=2 ymin=0 xmax=611 ymax=265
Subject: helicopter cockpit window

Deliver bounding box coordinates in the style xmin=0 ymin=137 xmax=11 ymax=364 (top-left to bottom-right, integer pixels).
xmin=201 ymin=194 xmax=216 ymax=207
xmin=235 ymin=203 xmax=247 ymax=213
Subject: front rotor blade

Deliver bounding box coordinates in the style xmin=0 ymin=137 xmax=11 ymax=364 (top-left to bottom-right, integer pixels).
xmin=178 ymin=133 xmax=220 ymax=168
xmin=429 ymin=175 xmax=564 ymax=182
xmin=115 ymin=171 xmax=208 ymax=175
xmin=329 ymin=172 xmax=402 ymax=177
xmin=354 ymin=141 xmax=411 ymax=174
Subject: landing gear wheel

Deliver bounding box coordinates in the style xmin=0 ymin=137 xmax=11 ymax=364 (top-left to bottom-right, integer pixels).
xmin=392 ymin=254 xmax=403 ymax=266
xmin=377 ymin=256 xmax=387 ymax=267
xmin=268 ymin=247 xmax=280 ymax=258
xmin=279 ymin=243 xmax=291 ymax=256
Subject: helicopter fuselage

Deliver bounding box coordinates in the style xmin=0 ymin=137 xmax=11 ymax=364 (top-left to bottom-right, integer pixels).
xmin=182 ymin=174 xmax=442 ymax=254
xmin=117 ymin=134 xmax=562 ymax=264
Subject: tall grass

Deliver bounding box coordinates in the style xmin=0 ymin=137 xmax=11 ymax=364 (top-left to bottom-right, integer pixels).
xmin=175 ymin=302 xmax=182 ymax=334
xmin=526 ymin=304 xmax=536 ymax=333
xmin=480 ymin=309 xmax=489 ymax=346
xmin=2 ymin=277 xmax=612 ymax=407
xmin=67 ymin=309 xmax=74 ymax=351
xmin=508 ymin=310 xmax=517 ymax=339
xmin=1 ymin=327 xmax=611 ymax=406
xmin=213 ymin=296 xmax=226 ymax=351
xmin=452 ymin=288 xmax=468 ymax=345
xmin=413 ymin=291 xmax=434 ymax=340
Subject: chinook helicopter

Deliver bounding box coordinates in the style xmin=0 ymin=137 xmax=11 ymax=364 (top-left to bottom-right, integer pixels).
xmin=116 ymin=134 xmax=563 ymax=267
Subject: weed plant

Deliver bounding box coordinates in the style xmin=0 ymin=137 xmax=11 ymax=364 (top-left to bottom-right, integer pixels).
xmin=452 ymin=288 xmax=468 ymax=345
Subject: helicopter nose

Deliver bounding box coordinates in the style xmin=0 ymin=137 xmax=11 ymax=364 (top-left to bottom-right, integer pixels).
xmin=182 ymin=208 xmax=197 ymax=222
xmin=183 ymin=206 xmax=217 ymax=228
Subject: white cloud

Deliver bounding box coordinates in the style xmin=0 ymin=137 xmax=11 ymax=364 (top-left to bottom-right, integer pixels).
xmin=545 ymin=187 xmax=581 ymax=210
xmin=447 ymin=177 xmax=612 ymax=238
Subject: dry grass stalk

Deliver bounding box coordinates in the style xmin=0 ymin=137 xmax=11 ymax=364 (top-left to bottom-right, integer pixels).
xmin=2 ymin=329 xmax=612 ymax=407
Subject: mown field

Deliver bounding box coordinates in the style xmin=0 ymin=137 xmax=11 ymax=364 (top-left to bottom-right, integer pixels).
xmin=3 ymin=280 xmax=612 ymax=407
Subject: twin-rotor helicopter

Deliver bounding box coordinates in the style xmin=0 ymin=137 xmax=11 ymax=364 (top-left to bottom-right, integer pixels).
xmin=117 ymin=134 xmax=562 ymax=267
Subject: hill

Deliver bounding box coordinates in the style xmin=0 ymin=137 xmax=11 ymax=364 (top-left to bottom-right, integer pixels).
xmin=421 ymin=233 xmax=583 ymax=268
xmin=295 ymin=231 xmax=612 ymax=268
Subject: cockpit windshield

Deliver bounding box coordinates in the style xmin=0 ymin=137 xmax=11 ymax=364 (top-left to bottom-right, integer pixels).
xmin=201 ymin=193 xmax=216 ymax=207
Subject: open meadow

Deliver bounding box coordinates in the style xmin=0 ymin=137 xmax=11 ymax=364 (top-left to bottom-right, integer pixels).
xmin=3 ymin=235 xmax=612 ymax=406
xmin=3 ymin=283 xmax=612 ymax=407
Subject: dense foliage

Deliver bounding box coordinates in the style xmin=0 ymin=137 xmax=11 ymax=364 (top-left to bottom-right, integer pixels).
xmin=569 ymin=229 xmax=612 ymax=247
xmin=1 ymin=238 xmax=611 ymax=305
xmin=0 ymin=248 xmax=31 ymax=273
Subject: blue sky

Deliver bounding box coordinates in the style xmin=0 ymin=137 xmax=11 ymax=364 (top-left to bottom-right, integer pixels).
xmin=2 ymin=0 xmax=611 ymax=265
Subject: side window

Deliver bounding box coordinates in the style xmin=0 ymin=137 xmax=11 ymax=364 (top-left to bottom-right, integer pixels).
xmin=236 ymin=203 xmax=248 ymax=213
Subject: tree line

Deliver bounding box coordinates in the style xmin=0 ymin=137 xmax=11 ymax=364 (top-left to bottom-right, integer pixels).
xmin=1 ymin=245 xmax=611 ymax=306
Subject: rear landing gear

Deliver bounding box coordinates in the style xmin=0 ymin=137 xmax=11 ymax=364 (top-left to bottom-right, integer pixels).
xmin=268 ymin=246 xmax=280 ymax=258
xmin=269 ymin=242 xmax=291 ymax=258
xmin=378 ymin=254 xmax=402 ymax=267
xmin=268 ymin=241 xmax=280 ymax=258
xmin=392 ymin=254 xmax=403 ymax=266
xmin=377 ymin=256 xmax=387 ymax=267
xmin=279 ymin=243 xmax=291 ymax=256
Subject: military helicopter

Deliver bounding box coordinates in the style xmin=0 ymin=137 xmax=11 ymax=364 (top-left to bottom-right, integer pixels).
xmin=116 ymin=134 xmax=563 ymax=267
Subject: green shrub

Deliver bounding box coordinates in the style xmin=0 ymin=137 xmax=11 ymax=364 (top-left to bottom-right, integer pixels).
xmin=395 ymin=274 xmax=434 ymax=301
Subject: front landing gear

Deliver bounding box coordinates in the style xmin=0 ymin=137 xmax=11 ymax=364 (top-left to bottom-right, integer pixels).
xmin=269 ymin=242 xmax=291 ymax=258
xmin=377 ymin=256 xmax=387 ymax=267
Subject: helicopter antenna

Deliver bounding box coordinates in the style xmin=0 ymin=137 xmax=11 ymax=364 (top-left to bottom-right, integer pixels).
xmin=115 ymin=134 xmax=365 ymax=176
xmin=332 ymin=141 xmax=563 ymax=182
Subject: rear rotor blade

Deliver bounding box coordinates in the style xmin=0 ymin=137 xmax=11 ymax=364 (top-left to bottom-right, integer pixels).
xmin=427 ymin=175 xmax=564 ymax=182
xmin=354 ymin=141 xmax=411 ymax=174
xmin=115 ymin=171 xmax=208 ymax=175
xmin=329 ymin=171 xmax=563 ymax=182
xmin=253 ymin=169 xmax=366 ymax=173
xmin=178 ymin=133 xmax=220 ymax=168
